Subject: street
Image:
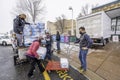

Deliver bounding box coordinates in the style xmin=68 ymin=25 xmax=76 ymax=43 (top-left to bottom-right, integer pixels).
xmin=0 ymin=46 xmax=88 ymax=80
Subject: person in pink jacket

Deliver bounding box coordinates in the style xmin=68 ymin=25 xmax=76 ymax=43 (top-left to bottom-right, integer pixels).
xmin=26 ymin=37 xmax=45 ymax=78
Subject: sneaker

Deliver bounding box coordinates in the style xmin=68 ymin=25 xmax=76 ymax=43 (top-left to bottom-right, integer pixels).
xmin=79 ymin=69 xmax=86 ymax=73
xmin=78 ymin=66 xmax=83 ymax=70
xmin=80 ymin=66 xmax=83 ymax=70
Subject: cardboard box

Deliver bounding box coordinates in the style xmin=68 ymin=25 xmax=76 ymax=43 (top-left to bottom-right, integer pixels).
xmin=60 ymin=58 xmax=69 ymax=68
xmin=18 ymin=49 xmax=26 ymax=60
xmin=37 ymin=47 xmax=46 ymax=59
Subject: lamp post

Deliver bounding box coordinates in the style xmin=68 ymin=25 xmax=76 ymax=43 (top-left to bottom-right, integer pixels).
xmin=69 ymin=6 xmax=74 ymax=35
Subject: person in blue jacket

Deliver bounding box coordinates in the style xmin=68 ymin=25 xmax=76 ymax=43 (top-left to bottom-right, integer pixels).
xmin=75 ymin=27 xmax=93 ymax=72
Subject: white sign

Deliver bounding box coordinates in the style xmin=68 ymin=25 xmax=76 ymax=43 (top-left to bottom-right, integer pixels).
xmin=60 ymin=58 xmax=69 ymax=68
xmin=112 ymin=35 xmax=119 ymax=42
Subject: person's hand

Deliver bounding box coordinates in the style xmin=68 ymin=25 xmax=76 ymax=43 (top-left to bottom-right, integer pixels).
xmin=82 ymin=47 xmax=88 ymax=50
xmin=36 ymin=55 xmax=40 ymax=59
xmin=20 ymin=32 xmax=23 ymax=34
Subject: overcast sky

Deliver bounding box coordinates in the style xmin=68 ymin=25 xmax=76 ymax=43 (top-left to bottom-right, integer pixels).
xmin=0 ymin=0 xmax=115 ymax=33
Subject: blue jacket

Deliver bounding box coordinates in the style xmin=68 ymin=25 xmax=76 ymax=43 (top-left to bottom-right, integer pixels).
xmin=75 ymin=33 xmax=93 ymax=48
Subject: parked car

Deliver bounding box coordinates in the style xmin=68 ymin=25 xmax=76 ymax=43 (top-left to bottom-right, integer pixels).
xmin=0 ymin=36 xmax=12 ymax=46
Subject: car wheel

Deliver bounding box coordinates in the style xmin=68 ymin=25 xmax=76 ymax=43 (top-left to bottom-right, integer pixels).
xmin=2 ymin=41 xmax=7 ymax=46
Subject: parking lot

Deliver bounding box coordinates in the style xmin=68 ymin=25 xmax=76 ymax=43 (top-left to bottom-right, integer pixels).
xmin=0 ymin=46 xmax=88 ymax=80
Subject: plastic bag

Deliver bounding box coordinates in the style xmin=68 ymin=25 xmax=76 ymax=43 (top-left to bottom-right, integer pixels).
xmin=18 ymin=49 xmax=26 ymax=60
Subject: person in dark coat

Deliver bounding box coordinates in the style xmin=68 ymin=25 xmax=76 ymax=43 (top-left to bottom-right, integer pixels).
xmin=56 ymin=31 xmax=61 ymax=52
xmin=75 ymin=27 xmax=93 ymax=73
xmin=45 ymin=32 xmax=53 ymax=60
xmin=13 ymin=14 xmax=30 ymax=47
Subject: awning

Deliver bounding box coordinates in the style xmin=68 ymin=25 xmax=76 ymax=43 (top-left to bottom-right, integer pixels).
xmin=106 ymin=8 xmax=120 ymax=18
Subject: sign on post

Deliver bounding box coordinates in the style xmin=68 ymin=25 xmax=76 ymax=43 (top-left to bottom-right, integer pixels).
xmin=112 ymin=35 xmax=119 ymax=42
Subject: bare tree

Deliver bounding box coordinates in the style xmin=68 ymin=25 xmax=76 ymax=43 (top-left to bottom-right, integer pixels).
xmin=77 ymin=13 xmax=83 ymax=18
xmin=81 ymin=4 xmax=89 ymax=16
xmin=78 ymin=4 xmax=91 ymax=17
xmin=55 ymin=15 xmax=66 ymax=34
xmin=12 ymin=0 xmax=45 ymax=23
xmin=92 ymin=4 xmax=99 ymax=9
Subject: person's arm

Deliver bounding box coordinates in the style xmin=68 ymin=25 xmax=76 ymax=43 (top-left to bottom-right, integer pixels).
xmin=32 ymin=42 xmax=39 ymax=58
xmin=85 ymin=34 xmax=93 ymax=48
xmin=24 ymin=20 xmax=30 ymax=25
xmin=74 ymin=37 xmax=80 ymax=43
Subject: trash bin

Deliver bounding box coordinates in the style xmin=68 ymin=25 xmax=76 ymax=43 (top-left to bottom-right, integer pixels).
xmin=69 ymin=36 xmax=76 ymax=42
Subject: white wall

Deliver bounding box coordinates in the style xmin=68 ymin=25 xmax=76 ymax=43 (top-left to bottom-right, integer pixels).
xmin=101 ymin=12 xmax=111 ymax=38
xmin=76 ymin=12 xmax=102 ymax=38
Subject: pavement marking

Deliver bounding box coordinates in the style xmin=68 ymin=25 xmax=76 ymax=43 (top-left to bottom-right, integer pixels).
xmin=42 ymin=63 xmax=51 ymax=80
xmin=71 ymin=65 xmax=91 ymax=80
xmin=43 ymin=71 xmax=51 ymax=80
xmin=56 ymin=70 xmax=74 ymax=80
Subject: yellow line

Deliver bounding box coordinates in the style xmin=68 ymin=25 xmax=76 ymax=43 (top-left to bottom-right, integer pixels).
xmin=43 ymin=71 xmax=51 ymax=80
xmin=42 ymin=63 xmax=51 ymax=80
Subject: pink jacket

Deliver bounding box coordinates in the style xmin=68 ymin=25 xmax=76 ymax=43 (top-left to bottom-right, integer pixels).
xmin=26 ymin=40 xmax=40 ymax=58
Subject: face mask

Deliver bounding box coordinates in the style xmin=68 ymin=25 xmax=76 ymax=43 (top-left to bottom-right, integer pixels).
xmin=79 ymin=31 xmax=82 ymax=34
xmin=21 ymin=18 xmax=25 ymax=20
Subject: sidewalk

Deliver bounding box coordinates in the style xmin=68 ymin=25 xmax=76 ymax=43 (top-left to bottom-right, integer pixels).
xmin=53 ymin=42 xmax=120 ymax=80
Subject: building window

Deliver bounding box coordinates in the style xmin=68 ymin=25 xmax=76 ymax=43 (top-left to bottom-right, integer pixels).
xmin=111 ymin=17 xmax=120 ymax=31
xmin=111 ymin=19 xmax=116 ymax=31
xmin=117 ymin=18 xmax=120 ymax=31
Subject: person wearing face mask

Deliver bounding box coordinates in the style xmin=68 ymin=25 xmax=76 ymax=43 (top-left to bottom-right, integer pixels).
xmin=75 ymin=27 xmax=93 ymax=73
xmin=13 ymin=14 xmax=30 ymax=47
xmin=26 ymin=36 xmax=45 ymax=78
xmin=45 ymin=32 xmax=53 ymax=61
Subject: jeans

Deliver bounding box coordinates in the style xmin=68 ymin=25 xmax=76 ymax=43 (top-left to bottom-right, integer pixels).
xmin=79 ymin=49 xmax=88 ymax=71
xmin=26 ymin=56 xmax=45 ymax=76
xmin=46 ymin=45 xmax=52 ymax=60
xmin=16 ymin=34 xmax=23 ymax=46
xmin=56 ymin=41 xmax=60 ymax=50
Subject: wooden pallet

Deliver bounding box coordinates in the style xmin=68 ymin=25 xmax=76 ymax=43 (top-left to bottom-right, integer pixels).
xmin=45 ymin=61 xmax=69 ymax=71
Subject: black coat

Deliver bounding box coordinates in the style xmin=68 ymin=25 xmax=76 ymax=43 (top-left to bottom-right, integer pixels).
xmin=56 ymin=34 xmax=60 ymax=41
xmin=13 ymin=16 xmax=29 ymax=34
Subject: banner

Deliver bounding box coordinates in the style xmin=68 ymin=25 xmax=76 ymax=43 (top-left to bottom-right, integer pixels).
xmin=60 ymin=36 xmax=64 ymax=42
xmin=52 ymin=35 xmax=56 ymax=42
xmin=69 ymin=36 xmax=76 ymax=42
xmin=64 ymin=36 xmax=69 ymax=43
